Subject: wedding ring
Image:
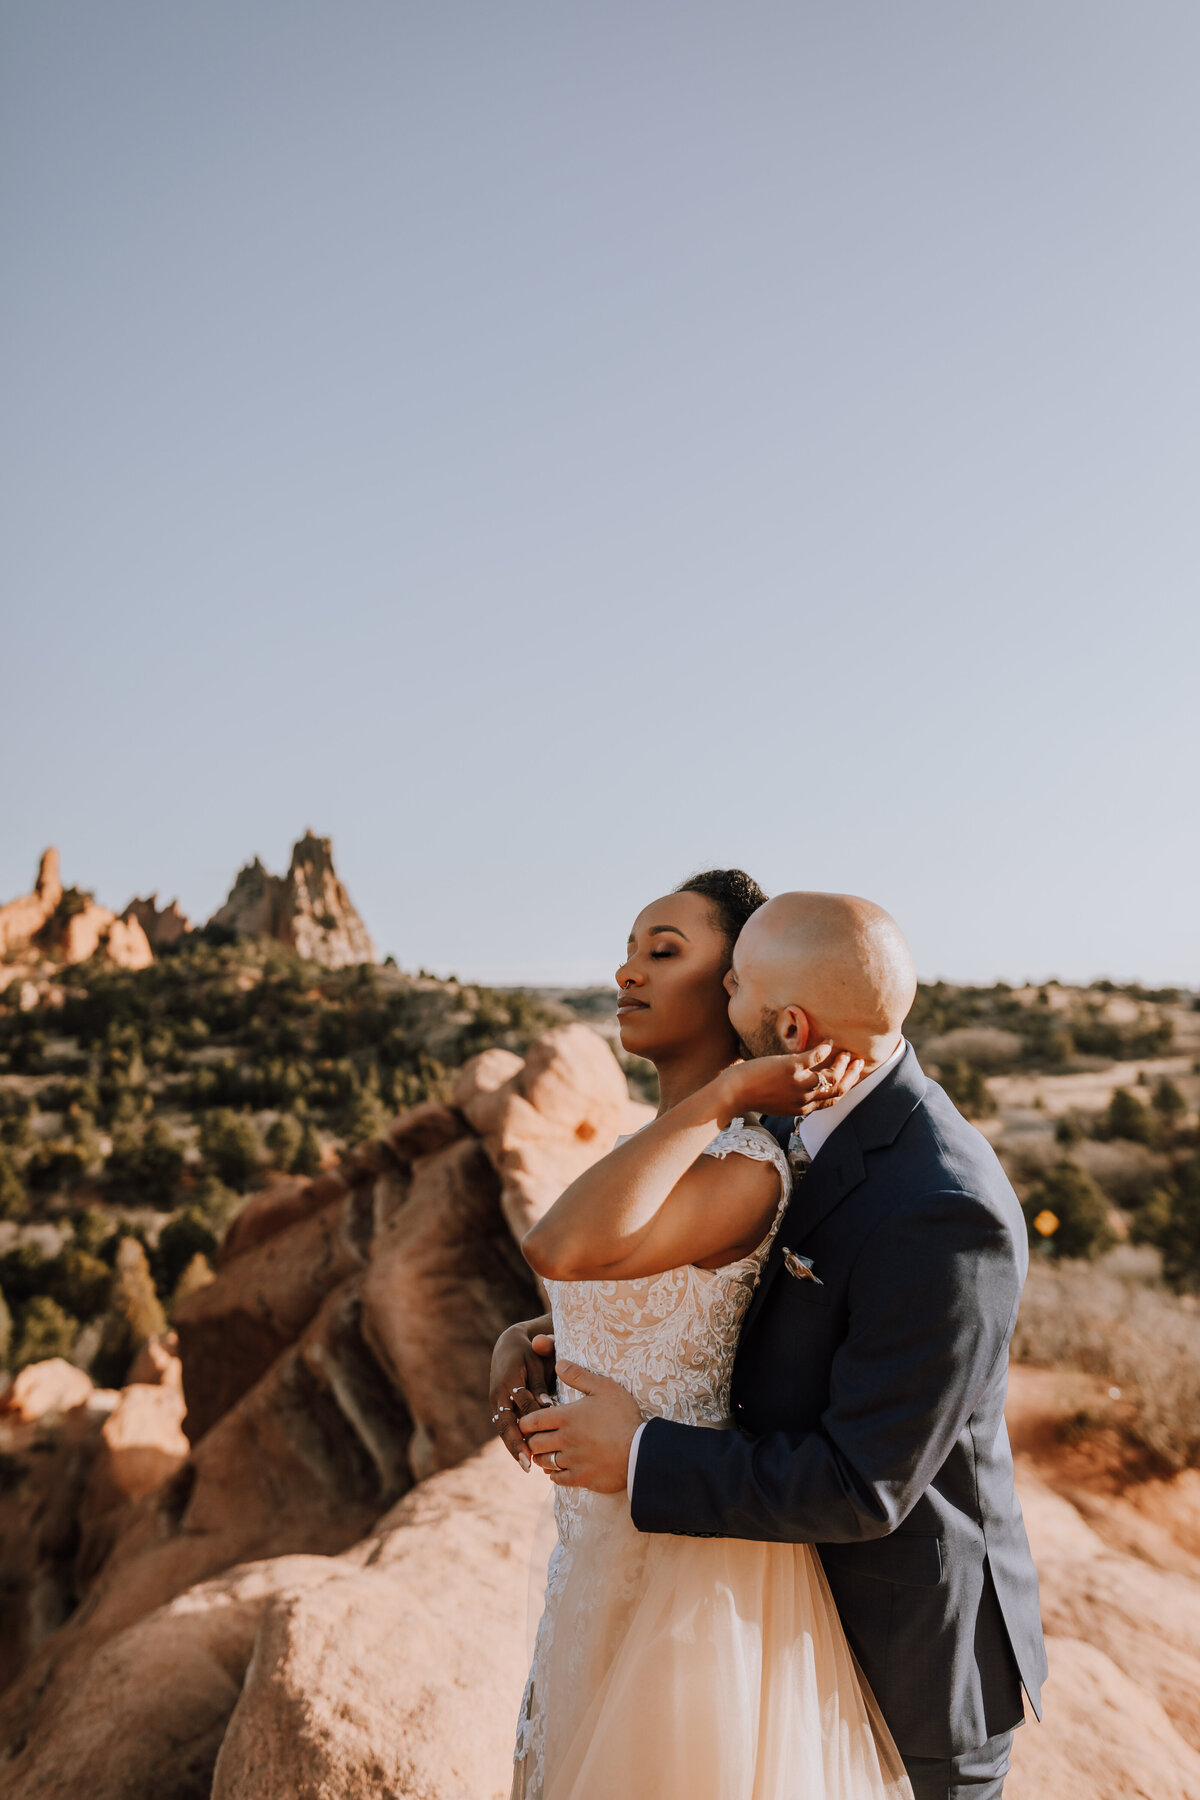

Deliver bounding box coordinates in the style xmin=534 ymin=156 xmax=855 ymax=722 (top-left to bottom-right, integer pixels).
xmin=490 ymin=1410 xmax=511 ymax=1425
xmin=547 ymin=1450 xmax=560 ymax=1470
xmin=813 ymin=1071 xmax=831 ymax=1094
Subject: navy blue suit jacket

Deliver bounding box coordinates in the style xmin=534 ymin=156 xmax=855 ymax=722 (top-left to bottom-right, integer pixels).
xmin=630 ymin=1045 xmax=1048 ymax=1760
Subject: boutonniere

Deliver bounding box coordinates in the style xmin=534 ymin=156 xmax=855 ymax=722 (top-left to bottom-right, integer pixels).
xmin=782 ymin=1246 xmax=823 ymax=1285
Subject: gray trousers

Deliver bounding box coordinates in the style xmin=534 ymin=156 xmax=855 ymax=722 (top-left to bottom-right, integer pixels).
xmin=902 ymin=1728 xmax=1015 ymax=1800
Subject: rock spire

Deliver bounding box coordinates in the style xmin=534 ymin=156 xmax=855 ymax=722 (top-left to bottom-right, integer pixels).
xmin=209 ymin=831 xmax=375 ymax=968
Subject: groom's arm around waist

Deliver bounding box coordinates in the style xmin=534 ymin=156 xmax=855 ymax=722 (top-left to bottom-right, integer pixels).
xmin=631 ymin=1185 xmax=1024 ymax=1542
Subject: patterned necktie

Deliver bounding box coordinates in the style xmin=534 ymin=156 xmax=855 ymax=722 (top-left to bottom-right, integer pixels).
xmin=786 ymin=1124 xmax=813 ymax=1183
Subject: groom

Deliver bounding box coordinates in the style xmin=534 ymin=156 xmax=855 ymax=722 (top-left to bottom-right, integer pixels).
xmin=509 ymin=892 xmax=1047 ymax=1800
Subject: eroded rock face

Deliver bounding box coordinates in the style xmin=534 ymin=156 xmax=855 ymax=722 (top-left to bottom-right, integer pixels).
xmin=54 ymin=905 xmax=154 ymax=970
xmin=0 ymin=850 xmax=61 ymax=959
xmin=173 ymin=1185 xmax=366 ymax=1443
xmin=283 ymin=830 xmax=376 ymax=967
xmin=0 ymin=1357 xmax=93 ymax=1422
xmin=211 ymin=1443 xmax=544 ymax=1800
xmin=209 ymin=830 xmax=375 ymax=968
xmin=0 ymin=1447 xmax=542 ymax=1800
xmin=454 ymin=1022 xmax=652 ymax=1241
xmin=23 ymin=1036 xmax=1200 ymax=1800
xmin=0 ymin=850 xmax=151 ymax=970
xmin=122 ymin=894 xmax=192 ymax=949
xmin=0 ymin=1553 xmax=345 ymax=1800
xmin=361 ymin=1136 xmax=541 ymax=1480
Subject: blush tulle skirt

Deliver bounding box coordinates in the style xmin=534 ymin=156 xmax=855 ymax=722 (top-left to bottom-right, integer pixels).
xmin=512 ymin=1488 xmax=913 ymax=1800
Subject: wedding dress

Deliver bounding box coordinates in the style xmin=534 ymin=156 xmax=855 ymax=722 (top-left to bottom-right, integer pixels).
xmin=511 ymin=1118 xmax=912 ymax=1800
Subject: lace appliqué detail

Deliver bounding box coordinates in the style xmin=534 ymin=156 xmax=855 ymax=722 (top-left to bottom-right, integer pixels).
xmin=511 ymin=1119 xmax=792 ymax=1797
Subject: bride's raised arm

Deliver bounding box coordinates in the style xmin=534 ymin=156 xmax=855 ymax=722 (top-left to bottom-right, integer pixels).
xmin=521 ymin=1046 xmax=856 ymax=1282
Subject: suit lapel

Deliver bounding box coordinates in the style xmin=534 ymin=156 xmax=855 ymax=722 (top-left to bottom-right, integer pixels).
xmin=739 ymin=1046 xmax=929 ymax=1339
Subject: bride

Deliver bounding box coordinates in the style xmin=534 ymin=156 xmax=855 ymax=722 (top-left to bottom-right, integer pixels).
xmin=491 ymin=869 xmax=913 ymax=1800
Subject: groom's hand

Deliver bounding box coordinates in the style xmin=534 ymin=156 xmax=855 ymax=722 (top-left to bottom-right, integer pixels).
xmin=517 ymin=1360 xmax=642 ymax=1494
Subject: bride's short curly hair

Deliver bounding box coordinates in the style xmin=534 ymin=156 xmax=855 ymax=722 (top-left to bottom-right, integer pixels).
xmin=673 ymin=868 xmax=768 ymax=961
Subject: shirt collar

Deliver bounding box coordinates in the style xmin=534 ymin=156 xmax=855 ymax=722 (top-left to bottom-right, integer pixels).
xmin=795 ymin=1038 xmax=907 ymax=1162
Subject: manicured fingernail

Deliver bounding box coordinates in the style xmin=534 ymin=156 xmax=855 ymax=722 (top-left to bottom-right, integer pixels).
xmin=538 ymin=1393 xmax=554 ymax=1405
xmin=519 ymin=1453 xmax=531 ymax=1471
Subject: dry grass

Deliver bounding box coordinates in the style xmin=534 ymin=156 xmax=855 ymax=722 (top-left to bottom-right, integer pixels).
xmin=1012 ymin=1256 xmax=1200 ymax=1472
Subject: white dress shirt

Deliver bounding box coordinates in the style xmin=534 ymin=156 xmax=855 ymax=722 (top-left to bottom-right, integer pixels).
xmin=625 ymin=1039 xmax=908 ymax=1500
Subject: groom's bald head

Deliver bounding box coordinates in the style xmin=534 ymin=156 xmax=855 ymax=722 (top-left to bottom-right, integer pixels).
xmin=726 ymin=892 xmax=916 ymax=1068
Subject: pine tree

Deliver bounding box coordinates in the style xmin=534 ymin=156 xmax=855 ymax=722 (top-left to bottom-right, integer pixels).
xmin=92 ymin=1237 xmax=167 ymax=1387
xmin=13 ymin=1295 xmax=80 ymax=1370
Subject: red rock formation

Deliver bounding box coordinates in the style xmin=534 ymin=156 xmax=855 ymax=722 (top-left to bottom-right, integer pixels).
xmin=13 ymin=1032 xmax=1198 ymax=1799
xmin=454 ymin=1023 xmax=653 ymax=1241
xmin=172 ymin=1185 xmax=366 ymax=1443
xmin=0 ymin=849 xmax=152 ymax=971
xmin=0 ymin=849 xmax=62 ymax=959
xmin=122 ymin=894 xmax=192 ymax=950
xmin=209 ymin=830 xmax=375 ymax=968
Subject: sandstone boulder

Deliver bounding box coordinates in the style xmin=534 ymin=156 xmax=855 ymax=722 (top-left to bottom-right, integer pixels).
xmin=215 ymin=1170 xmax=348 ymax=1268
xmin=173 ymin=1188 xmax=365 ymax=1441
xmin=0 ymin=1553 xmax=344 ymax=1800
xmin=455 ymin=1023 xmax=645 ymax=1240
xmin=212 ymin=1442 xmax=544 ymax=1800
xmin=1 ymin=1444 xmax=542 ymax=1800
xmin=0 ymin=1357 xmax=93 ymax=1422
xmin=0 ymin=1275 xmax=414 ymax=1761
xmin=1008 ymin=1636 xmax=1200 ymax=1800
xmin=361 ymin=1136 xmax=541 ymax=1480
xmin=126 ymin=1330 xmax=181 ymax=1387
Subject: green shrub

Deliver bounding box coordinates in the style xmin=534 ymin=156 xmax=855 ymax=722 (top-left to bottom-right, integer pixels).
xmin=937 ymin=1058 xmax=997 ymax=1120
xmin=91 ymin=1237 xmax=167 ymax=1387
xmin=1152 ymin=1078 xmax=1187 ymax=1130
xmin=264 ymin=1113 xmax=304 ymax=1171
xmin=0 ymin=1096 xmax=35 ymax=1150
xmin=198 ymin=1109 xmax=262 ymax=1190
xmin=1022 ymin=1160 xmax=1116 ymax=1261
xmin=13 ymin=1295 xmax=80 ymax=1370
xmin=294 ymin=1119 xmax=324 ymax=1178
xmin=1012 ymin=1261 xmax=1200 ymax=1472
xmin=191 ymin=1174 xmax=242 ymax=1232
xmin=1101 ymin=1087 xmax=1157 ymax=1145
xmin=46 ymin=1245 xmax=113 ymax=1322
xmin=0 ymin=1145 xmax=29 ymax=1220
xmin=0 ymin=1242 xmax=50 ymax=1311
xmin=1131 ymin=1157 xmax=1200 ymax=1293
xmin=156 ymin=1207 xmax=218 ymax=1296
xmin=25 ymin=1142 xmax=88 ymax=1193
xmin=339 ymin=1071 xmax=389 ymax=1145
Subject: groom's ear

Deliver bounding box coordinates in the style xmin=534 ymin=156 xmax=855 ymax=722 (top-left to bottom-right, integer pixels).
xmin=778 ymin=1007 xmax=810 ymax=1052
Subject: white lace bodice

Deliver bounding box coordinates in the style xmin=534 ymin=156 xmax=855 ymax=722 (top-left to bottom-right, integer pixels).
xmin=512 ymin=1118 xmax=794 ymax=1795
xmin=545 ymin=1116 xmax=793 ymax=1427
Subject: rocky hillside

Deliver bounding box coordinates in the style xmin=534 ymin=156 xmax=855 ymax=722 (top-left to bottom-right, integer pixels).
xmin=0 ymin=936 xmax=573 ymax=1387
xmin=0 ymin=831 xmax=376 ymax=991
xmin=0 ymin=1024 xmax=649 ymax=1796
xmin=0 ymin=1026 xmax=1196 ymax=1799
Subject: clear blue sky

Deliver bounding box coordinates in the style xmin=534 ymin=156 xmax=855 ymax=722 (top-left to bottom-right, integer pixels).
xmin=3 ymin=4 xmax=1197 ymax=986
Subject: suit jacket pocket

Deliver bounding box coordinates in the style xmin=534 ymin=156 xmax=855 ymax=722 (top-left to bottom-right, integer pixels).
xmin=818 ymin=1531 xmax=943 ymax=1588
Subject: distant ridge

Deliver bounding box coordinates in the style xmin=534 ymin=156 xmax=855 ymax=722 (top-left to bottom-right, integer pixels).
xmin=0 ymin=832 xmax=375 ymax=988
